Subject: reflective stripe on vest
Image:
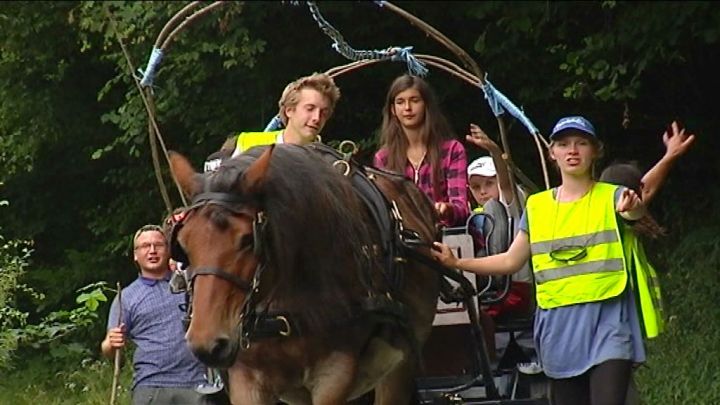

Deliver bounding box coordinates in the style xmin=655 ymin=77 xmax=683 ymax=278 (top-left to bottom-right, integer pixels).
xmin=531 ymin=229 xmax=618 ymax=255
xmin=534 ymin=258 xmax=624 ymax=284
xmin=235 ymin=131 xmax=282 ymax=154
xmin=624 ymin=229 xmax=665 ymax=338
xmin=527 ymin=182 xmax=628 ymax=309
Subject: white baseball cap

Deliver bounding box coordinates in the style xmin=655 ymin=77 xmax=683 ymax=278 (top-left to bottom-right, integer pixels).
xmin=467 ymin=156 xmax=497 ymax=177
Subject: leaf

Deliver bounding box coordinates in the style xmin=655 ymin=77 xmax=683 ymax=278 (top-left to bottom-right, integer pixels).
xmin=75 ymin=293 xmax=90 ymax=304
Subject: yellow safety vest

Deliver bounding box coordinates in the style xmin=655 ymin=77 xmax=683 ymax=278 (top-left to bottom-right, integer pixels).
xmin=527 ymin=182 xmax=628 ymax=309
xmin=623 ymin=228 xmax=665 ymax=338
xmin=235 ymin=131 xmax=282 ymax=154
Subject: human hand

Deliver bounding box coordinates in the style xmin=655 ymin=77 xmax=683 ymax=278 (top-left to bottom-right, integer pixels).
xmin=434 ymin=202 xmax=453 ymax=222
xmin=431 ymin=242 xmax=458 ymax=268
xmin=466 ymin=123 xmax=500 ymax=153
xmin=662 ymin=120 xmax=696 ymax=161
xmin=616 ymin=188 xmax=643 ymax=216
xmin=106 ymin=324 xmax=126 ymax=349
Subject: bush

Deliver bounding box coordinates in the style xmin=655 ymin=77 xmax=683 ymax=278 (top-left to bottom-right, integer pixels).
xmin=0 ymin=235 xmax=37 ymax=369
xmin=0 ymin=215 xmax=112 ymax=371
xmin=0 ymin=352 xmax=133 ymax=405
xmin=636 ymin=226 xmax=720 ymax=403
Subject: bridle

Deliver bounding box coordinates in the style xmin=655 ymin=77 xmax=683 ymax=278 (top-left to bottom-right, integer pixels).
xmin=168 ymin=191 xmax=269 ymax=348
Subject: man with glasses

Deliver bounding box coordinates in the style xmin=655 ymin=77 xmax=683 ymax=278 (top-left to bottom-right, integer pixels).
xmin=100 ymin=225 xmax=217 ymax=404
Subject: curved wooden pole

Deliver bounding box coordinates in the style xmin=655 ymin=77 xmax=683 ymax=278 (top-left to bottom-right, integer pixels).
xmin=106 ymin=7 xmax=177 ymax=212
xmin=154 ymin=1 xmax=203 ymax=48
xmin=161 ymin=2 xmax=230 ymax=50
xmin=135 ymin=0 xmax=551 ymax=199
xmin=379 ymin=1 xmax=484 ymax=79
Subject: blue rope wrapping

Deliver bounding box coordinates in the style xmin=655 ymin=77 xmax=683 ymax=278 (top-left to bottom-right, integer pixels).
xmin=481 ymin=79 xmax=539 ymax=135
xmin=263 ymin=115 xmax=284 ymax=131
xmin=306 ymin=1 xmax=428 ymax=76
xmin=139 ymin=47 xmax=164 ymax=88
xmin=387 ymin=46 xmax=428 ymax=77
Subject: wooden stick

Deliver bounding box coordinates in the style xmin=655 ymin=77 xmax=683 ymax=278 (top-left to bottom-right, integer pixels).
xmin=110 ymin=282 xmax=123 ymax=405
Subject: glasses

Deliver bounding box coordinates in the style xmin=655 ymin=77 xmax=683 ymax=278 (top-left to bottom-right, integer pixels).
xmin=134 ymin=242 xmax=167 ymax=251
xmin=549 ymin=245 xmax=588 ymax=263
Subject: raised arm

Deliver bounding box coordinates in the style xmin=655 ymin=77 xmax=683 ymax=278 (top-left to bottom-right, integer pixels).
xmin=466 ymin=124 xmax=516 ymax=204
xmin=642 ymin=120 xmax=695 ymax=205
xmin=432 ymin=231 xmax=531 ymax=276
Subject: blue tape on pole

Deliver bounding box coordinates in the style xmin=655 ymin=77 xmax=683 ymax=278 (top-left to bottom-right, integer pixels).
xmin=481 ymin=79 xmax=539 ymax=135
xmin=139 ymin=47 xmax=164 ymax=88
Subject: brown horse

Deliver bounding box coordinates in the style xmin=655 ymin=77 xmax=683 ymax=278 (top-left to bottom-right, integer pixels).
xmin=169 ymin=144 xmax=440 ymax=404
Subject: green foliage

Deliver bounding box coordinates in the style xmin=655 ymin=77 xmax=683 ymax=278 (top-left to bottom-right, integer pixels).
xmin=0 ymin=353 xmax=133 ymax=405
xmin=0 ymin=218 xmax=113 ymax=370
xmin=636 ymin=226 xmax=720 ymax=403
xmin=0 ymin=236 xmax=37 ymax=369
xmin=461 ymin=1 xmax=720 ymax=107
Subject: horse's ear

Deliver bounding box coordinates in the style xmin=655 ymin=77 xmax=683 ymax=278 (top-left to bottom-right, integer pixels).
xmin=169 ymin=151 xmax=203 ymax=198
xmin=241 ymin=144 xmax=274 ymax=194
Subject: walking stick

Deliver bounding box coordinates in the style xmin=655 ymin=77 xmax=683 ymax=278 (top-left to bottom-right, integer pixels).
xmin=110 ymin=282 xmax=122 ymax=405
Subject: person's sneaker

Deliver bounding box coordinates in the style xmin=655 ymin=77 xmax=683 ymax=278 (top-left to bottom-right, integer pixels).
xmin=517 ymin=361 xmax=543 ymax=375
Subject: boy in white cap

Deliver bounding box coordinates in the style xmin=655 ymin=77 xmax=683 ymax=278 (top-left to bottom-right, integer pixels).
xmin=466 ymin=124 xmax=525 ymax=218
xmin=465 ymin=124 xmax=532 ymax=353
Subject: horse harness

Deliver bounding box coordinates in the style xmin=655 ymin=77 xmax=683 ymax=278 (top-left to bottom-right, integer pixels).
xmin=166 ymin=142 xmax=448 ymax=348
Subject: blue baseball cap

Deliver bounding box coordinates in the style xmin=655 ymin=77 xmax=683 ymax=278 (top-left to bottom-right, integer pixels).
xmin=550 ymin=116 xmax=597 ymax=140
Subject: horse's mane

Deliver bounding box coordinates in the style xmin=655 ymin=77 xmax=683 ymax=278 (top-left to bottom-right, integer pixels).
xmin=202 ymin=144 xmax=377 ymax=332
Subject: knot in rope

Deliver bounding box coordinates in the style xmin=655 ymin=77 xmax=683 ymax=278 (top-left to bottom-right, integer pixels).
xmin=481 ymin=77 xmax=539 ymax=135
xmin=388 ymin=46 xmax=428 ymax=77
xmin=139 ymin=47 xmax=165 ymax=89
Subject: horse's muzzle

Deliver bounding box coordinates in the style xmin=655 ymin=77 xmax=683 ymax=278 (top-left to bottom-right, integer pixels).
xmin=189 ymin=335 xmax=238 ymax=368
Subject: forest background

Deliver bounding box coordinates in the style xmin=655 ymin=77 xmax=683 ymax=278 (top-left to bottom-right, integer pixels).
xmin=1 ymin=1 xmax=719 ymax=403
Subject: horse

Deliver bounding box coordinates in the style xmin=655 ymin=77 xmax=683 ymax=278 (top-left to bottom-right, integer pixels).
xmin=168 ymin=143 xmax=441 ymax=404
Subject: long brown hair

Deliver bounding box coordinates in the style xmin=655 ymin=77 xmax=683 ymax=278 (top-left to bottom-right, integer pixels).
xmin=378 ymin=74 xmax=454 ymax=198
xmin=600 ymin=162 xmax=666 ymax=239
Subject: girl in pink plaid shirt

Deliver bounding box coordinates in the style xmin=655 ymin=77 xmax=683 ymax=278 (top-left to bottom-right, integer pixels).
xmin=374 ymin=74 xmax=469 ymax=227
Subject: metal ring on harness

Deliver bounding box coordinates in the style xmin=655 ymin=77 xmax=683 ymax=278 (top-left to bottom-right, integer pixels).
xmin=337 ymin=140 xmax=358 ymax=156
xmin=333 ymin=159 xmax=351 ymax=176
xmin=276 ymin=315 xmax=292 ymax=337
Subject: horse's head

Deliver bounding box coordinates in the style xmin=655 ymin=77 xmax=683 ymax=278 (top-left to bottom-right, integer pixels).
xmin=168 ymin=146 xmax=274 ymax=368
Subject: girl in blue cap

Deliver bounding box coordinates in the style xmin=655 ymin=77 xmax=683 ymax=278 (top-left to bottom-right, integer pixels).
xmin=433 ymin=116 xmax=646 ymax=405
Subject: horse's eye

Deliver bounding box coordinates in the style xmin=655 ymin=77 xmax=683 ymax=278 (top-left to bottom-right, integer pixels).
xmin=238 ymin=233 xmax=254 ymax=251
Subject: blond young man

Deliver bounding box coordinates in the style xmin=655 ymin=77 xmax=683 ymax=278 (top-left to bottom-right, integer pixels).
xmin=204 ymin=73 xmax=341 ymax=172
